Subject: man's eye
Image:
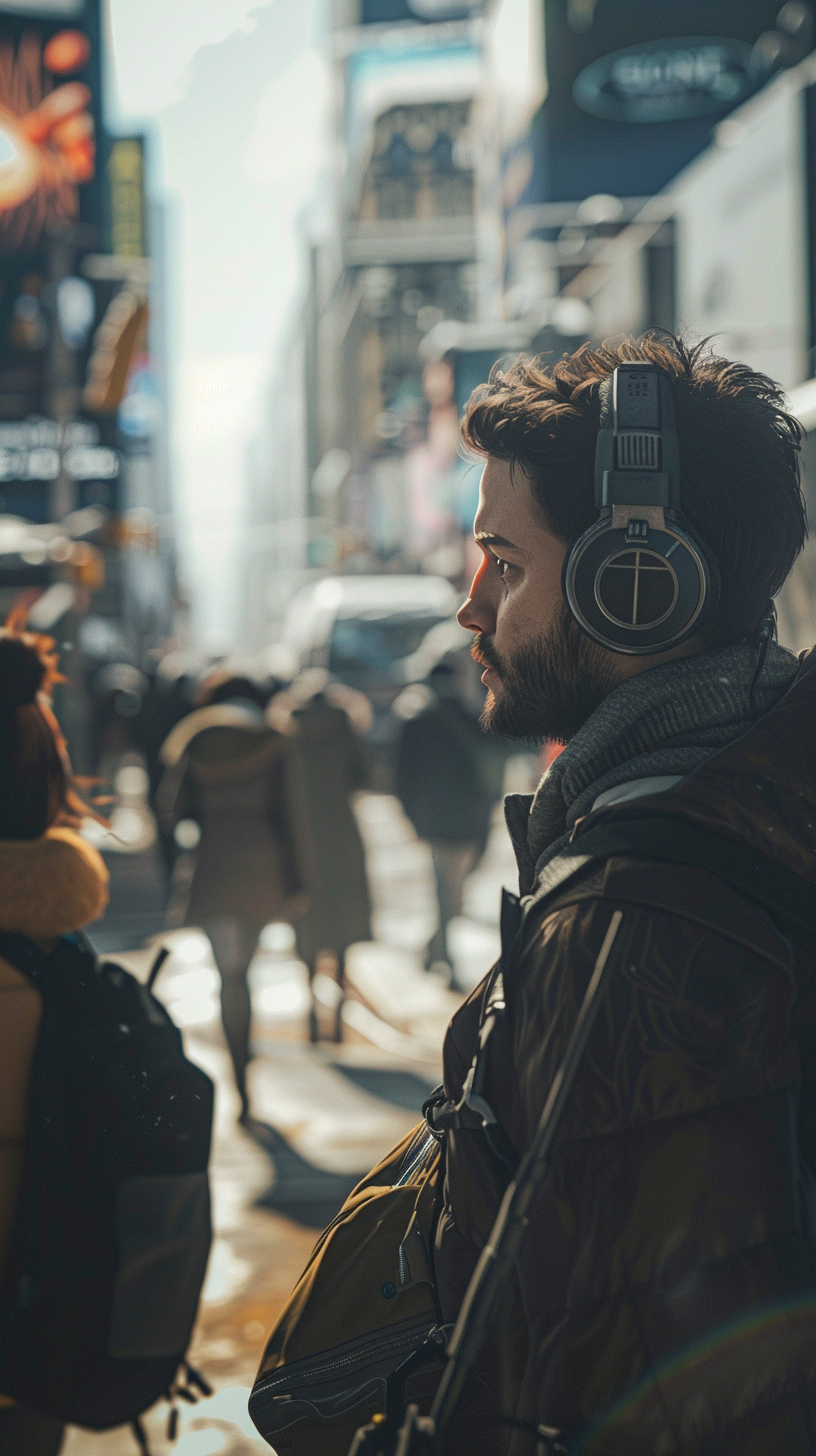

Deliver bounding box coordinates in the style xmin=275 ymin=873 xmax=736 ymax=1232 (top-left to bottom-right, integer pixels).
xmin=494 ymin=556 xmax=511 ymax=578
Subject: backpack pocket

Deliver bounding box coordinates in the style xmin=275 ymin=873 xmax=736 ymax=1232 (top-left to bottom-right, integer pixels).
xmin=250 ymin=1124 xmax=441 ymax=1454
xmin=250 ymin=1312 xmax=437 ymax=1453
xmin=109 ymin=1171 xmax=211 ymax=1359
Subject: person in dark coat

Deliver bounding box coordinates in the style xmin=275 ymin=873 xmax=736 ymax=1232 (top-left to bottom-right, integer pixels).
xmin=394 ymin=649 xmax=506 ymax=981
xmin=269 ymin=677 xmax=372 ymax=1041
xmin=158 ymin=674 xmax=304 ymax=1119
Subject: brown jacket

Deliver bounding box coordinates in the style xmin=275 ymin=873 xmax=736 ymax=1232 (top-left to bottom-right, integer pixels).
xmin=433 ymin=648 xmax=816 ymax=1454
xmin=158 ymin=703 xmax=305 ymax=926
xmin=0 ymin=830 xmax=108 ymax=1400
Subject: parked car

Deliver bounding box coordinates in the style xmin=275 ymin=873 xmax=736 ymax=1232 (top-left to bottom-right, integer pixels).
xmin=282 ymin=575 xmax=458 ymax=685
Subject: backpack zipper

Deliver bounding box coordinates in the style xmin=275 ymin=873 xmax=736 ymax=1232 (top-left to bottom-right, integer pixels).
xmin=253 ymin=1316 xmax=435 ymax=1399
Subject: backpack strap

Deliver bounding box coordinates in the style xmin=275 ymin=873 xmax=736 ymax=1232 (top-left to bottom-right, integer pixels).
xmin=430 ymin=907 xmax=626 ymax=1441
xmin=424 ymin=888 xmax=524 ymax=1182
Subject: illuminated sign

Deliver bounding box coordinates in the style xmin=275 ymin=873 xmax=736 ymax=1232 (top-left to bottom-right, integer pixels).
xmin=0 ymin=14 xmax=96 ymax=252
xmin=574 ymin=37 xmax=756 ymax=124
xmin=108 ymin=136 xmax=145 ymax=258
xmin=0 ymin=416 xmax=118 ymax=481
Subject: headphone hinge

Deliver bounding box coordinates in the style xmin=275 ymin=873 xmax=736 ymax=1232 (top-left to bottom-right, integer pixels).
xmin=599 ymin=471 xmax=672 ymax=508
xmin=611 ymin=504 xmax=666 ymax=532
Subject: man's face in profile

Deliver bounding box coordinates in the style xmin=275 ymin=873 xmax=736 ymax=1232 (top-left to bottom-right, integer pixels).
xmin=457 ymin=458 xmax=620 ymax=743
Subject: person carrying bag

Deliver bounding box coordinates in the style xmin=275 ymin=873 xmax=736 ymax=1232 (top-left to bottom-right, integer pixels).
xmin=251 ymin=337 xmax=816 ymax=1455
xmin=0 ymin=622 xmax=214 ymax=1455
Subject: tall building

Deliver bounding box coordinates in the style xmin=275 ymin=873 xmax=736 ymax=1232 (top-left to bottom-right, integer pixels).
xmin=242 ymin=0 xmax=544 ymax=645
xmin=0 ymin=1 xmax=174 ymax=767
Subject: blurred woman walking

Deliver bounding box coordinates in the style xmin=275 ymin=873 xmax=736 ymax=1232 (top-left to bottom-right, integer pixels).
xmin=158 ymin=673 xmax=304 ymax=1121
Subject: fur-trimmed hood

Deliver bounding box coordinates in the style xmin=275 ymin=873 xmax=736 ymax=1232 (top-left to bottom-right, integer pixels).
xmin=159 ymin=702 xmax=266 ymax=769
xmin=0 ymin=827 xmax=109 ymax=938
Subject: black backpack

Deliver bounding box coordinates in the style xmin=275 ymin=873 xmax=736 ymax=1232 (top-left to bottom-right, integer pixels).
xmin=0 ymin=930 xmax=214 ymax=1431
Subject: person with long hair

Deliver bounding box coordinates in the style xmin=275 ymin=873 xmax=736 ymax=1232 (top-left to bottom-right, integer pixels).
xmin=0 ymin=620 xmax=108 ymax=1455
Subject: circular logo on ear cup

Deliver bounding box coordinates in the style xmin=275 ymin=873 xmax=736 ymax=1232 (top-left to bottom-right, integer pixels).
xmin=594 ymin=548 xmax=679 ymax=629
xmin=563 ymin=518 xmax=716 ymax=654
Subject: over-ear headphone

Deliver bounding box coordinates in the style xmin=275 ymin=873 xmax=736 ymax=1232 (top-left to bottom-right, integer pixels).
xmin=562 ymin=363 xmax=720 ymax=654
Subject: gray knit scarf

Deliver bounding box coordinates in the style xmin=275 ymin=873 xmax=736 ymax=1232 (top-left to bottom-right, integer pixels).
xmin=504 ymin=640 xmax=800 ymax=896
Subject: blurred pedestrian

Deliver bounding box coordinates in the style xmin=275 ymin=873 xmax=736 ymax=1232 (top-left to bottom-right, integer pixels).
xmin=394 ymin=649 xmax=506 ymax=983
xmin=0 ymin=629 xmax=109 ymax=1455
xmin=158 ymin=673 xmax=304 ymax=1121
xmin=269 ymin=675 xmax=372 ymax=1041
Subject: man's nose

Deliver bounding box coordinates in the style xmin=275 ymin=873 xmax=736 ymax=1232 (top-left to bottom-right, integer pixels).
xmin=457 ymin=554 xmax=496 ymax=634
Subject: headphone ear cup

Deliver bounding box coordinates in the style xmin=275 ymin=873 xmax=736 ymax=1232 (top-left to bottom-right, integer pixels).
xmin=691 ymin=519 xmax=720 ymax=628
xmin=562 ymin=516 xmax=719 ymax=655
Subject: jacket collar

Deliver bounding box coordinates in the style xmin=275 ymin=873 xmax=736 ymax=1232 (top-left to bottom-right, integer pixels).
xmin=504 ymin=640 xmax=804 ymax=896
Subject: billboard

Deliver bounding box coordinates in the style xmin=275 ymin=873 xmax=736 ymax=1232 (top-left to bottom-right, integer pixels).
xmin=0 ymin=0 xmax=102 ymax=251
xmin=537 ymin=0 xmax=800 ymax=202
xmin=0 ymin=0 xmax=121 ymax=524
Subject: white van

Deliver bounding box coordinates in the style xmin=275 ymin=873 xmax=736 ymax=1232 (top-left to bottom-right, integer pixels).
xmin=282 ymin=575 xmax=460 ymax=693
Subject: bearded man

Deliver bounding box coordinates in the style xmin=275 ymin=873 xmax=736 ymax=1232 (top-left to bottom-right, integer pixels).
xmin=429 ymin=334 xmax=816 ymax=1454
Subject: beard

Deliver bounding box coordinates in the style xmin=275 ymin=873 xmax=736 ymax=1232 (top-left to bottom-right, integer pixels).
xmin=472 ymin=602 xmax=619 ymax=744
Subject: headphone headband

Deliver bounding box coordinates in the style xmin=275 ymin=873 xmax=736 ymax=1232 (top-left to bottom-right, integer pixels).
xmin=594 ymin=364 xmax=680 ymax=511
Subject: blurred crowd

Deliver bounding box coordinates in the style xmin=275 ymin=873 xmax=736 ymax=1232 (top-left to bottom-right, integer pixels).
xmin=82 ymin=588 xmax=521 ymax=1120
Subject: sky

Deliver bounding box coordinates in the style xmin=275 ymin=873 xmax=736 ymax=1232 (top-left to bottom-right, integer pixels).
xmin=107 ymin=0 xmax=330 ymax=648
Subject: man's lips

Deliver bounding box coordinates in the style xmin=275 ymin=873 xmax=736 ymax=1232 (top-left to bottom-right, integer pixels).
xmin=471 ymin=642 xmax=502 ymax=687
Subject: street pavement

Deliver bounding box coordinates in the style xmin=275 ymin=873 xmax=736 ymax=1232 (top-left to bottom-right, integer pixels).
xmin=62 ymin=770 xmax=534 ymax=1456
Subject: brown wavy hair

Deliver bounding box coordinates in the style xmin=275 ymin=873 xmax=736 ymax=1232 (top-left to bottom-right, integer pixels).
xmin=461 ymin=333 xmax=807 ymax=643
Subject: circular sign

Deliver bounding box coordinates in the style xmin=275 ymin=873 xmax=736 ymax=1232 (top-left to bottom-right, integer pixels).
xmin=574 ymin=37 xmax=756 ymax=124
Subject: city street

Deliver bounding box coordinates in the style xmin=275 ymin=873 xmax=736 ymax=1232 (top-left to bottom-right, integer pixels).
xmin=6 ymin=3 xmax=814 ymax=1451
xmin=62 ymin=785 xmax=524 ymax=1455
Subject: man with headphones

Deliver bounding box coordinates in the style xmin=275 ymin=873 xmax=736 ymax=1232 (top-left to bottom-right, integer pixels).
xmin=430 ymin=334 xmax=816 ymax=1453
